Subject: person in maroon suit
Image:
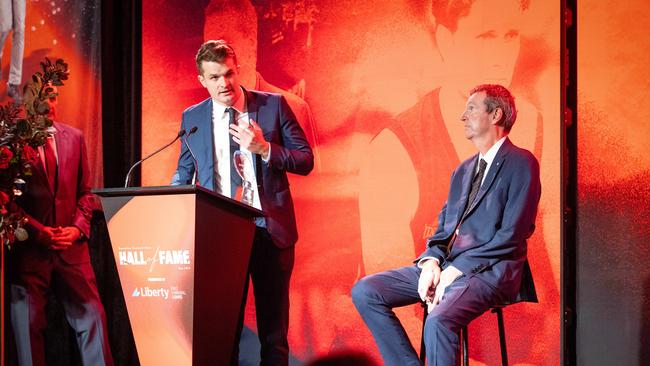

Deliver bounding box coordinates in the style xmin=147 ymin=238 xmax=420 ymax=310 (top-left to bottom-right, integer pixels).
xmin=8 ymin=92 xmax=114 ymax=366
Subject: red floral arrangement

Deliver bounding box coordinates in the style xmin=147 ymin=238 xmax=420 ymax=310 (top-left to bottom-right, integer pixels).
xmin=0 ymin=58 xmax=69 ymax=248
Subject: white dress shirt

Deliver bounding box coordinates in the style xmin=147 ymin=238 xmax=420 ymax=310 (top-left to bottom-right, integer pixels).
xmin=211 ymin=90 xmax=262 ymax=210
xmin=477 ymin=136 xmax=506 ymax=185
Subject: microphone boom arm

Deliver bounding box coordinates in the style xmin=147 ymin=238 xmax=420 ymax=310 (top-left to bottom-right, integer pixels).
xmin=124 ymin=129 xmax=186 ymax=188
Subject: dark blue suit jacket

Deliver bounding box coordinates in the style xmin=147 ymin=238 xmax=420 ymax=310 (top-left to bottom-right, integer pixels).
xmin=416 ymin=138 xmax=541 ymax=301
xmin=172 ymin=88 xmax=313 ymax=248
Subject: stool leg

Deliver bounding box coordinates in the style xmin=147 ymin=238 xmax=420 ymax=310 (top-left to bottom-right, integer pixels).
xmin=462 ymin=326 xmax=469 ymax=366
xmin=494 ymin=308 xmax=508 ymax=366
xmin=420 ymin=305 xmax=427 ymax=364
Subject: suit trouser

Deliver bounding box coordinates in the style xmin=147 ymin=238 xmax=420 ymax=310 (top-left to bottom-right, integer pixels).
xmin=9 ymin=249 xmax=114 ymax=366
xmin=352 ymin=265 xmax=504 ymax=366
xmin=0 ymin=0 xmax=26 ymax=85
xmin=232 ymin=227 xmax=295 ymax=366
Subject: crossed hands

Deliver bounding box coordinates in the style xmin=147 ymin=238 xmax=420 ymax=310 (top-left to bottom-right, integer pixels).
xmin=418 ymin=260 xmax=463 ymax=313
xmin=37 ymin=226 xmax=81 ymax=251
xmin=229 ymin=119 xmax=270 ymax=160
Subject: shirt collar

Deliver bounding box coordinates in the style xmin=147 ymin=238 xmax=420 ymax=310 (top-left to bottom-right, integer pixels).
xmin=479 ymin=136 xmax=507 ymax=167
xmin=212 ymin=86 xmax=247 ymax=116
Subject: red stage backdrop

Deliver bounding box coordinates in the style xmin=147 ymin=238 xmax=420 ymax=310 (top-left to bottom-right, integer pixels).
xmin=0 ymin=0 xmax=102 ymax=187
xmin=142 ymin=1 xmax=560 ymax=364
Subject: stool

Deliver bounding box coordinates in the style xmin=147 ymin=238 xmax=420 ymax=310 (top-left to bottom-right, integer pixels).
xmin=419 ymin=261 xmax=537 ymax=365
xmin=419 ymin=303 xmax=515 ymax=366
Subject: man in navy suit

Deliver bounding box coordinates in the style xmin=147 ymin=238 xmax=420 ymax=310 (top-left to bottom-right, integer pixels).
xmin=9 ymin=92 xmax=114 ymax=366
xmin=352 ymin=84 xmax=541 ymax=365
xmin=171 ymin=40 xmax=313 ymax=365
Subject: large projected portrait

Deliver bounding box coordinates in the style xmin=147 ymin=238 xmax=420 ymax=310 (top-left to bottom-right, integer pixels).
xmin=142 ymin=0 xmax=560 ymax=364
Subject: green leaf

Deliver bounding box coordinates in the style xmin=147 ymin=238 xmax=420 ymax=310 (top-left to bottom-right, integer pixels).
xmin=35 ymin=101 xmax=50 ymax=115
xmin=15 ymin=119 xmax=31 ymax=138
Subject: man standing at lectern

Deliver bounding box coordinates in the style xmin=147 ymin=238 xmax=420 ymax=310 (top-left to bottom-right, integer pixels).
xmin=171 ymin=40 xmax=313 ymax=365
xmin=9 ymin=89 xmax=114 ymax=365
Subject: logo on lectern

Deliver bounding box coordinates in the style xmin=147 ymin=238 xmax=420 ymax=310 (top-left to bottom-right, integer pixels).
xmin=131 ymin=286 xmax=170 ymax=299
xmin=170 ymin=286 xmax=186 ymax=300
xmin=118 ymin=247 xmax=192 ymax=272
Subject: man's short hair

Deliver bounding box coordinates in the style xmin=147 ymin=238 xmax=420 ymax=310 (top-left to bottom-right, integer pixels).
xmin=470 ymin=84 xmax=517 ymax=132
xmin=195 ymin=40 xmax=238 ymax=74
xmin=430 ymin=0 xmax=530 ymax=32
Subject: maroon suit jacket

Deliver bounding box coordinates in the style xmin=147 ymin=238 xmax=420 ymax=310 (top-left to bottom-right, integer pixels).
xmin=18 ymin=122 xmax=94 ymax=264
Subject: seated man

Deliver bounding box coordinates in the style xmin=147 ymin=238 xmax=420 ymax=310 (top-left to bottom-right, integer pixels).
xmin=352 ymin=84 xmax=541 ymax=365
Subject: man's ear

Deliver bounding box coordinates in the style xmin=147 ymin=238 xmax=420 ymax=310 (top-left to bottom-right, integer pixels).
xmin=435 ymin=25 xmax=453 ymax=62
xmin=491 ymin=108 xmax=504 ymax=125
xmin=198 ymin=74 xmax=206 ymax=88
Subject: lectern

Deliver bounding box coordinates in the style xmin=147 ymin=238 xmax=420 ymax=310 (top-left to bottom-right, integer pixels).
xmin=94 ymin=185 xmax=263 ymax=366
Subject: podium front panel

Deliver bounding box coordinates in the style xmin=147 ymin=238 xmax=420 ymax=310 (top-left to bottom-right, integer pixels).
xmin=104 ymin=193 xmax=196 ymax=365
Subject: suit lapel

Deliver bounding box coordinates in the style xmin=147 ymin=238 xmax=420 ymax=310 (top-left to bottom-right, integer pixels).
xmin=197 ymin=98 xmax=215 ymax=189
xmin=244 ymin=88 xmax=261 ymax=181
xmin=244 ymin=87 xmax=259 ymax=130
xmin=456 ymin=155 xmax=478 ymax=223
xmin=32 ymin=147 xmax=51 ymax=195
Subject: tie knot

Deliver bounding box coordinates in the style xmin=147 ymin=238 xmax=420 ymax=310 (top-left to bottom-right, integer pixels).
xmin=478 ymin=158 xmax=487 ymax=172
xmin=474 ymin=158 xmax=487 ymax=182
xmin=226 ymin=107 xmax=237 ymax=123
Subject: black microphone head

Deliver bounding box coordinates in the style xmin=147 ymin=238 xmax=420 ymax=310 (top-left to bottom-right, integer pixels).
xmin=189 ymin=126 xmax=198 ymax=134
xmin=178 ymin=129 xmax=187 ymax=137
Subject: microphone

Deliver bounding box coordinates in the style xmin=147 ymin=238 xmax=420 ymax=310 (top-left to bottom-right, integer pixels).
xmin=124 ymin=129 xmax=186 ymax=188
xmin=182 ymin=126 xmax=199 ymax=184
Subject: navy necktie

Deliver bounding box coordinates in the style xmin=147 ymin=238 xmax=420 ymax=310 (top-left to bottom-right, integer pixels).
xmin=447 ymin=158 xmax=488 ymax=253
